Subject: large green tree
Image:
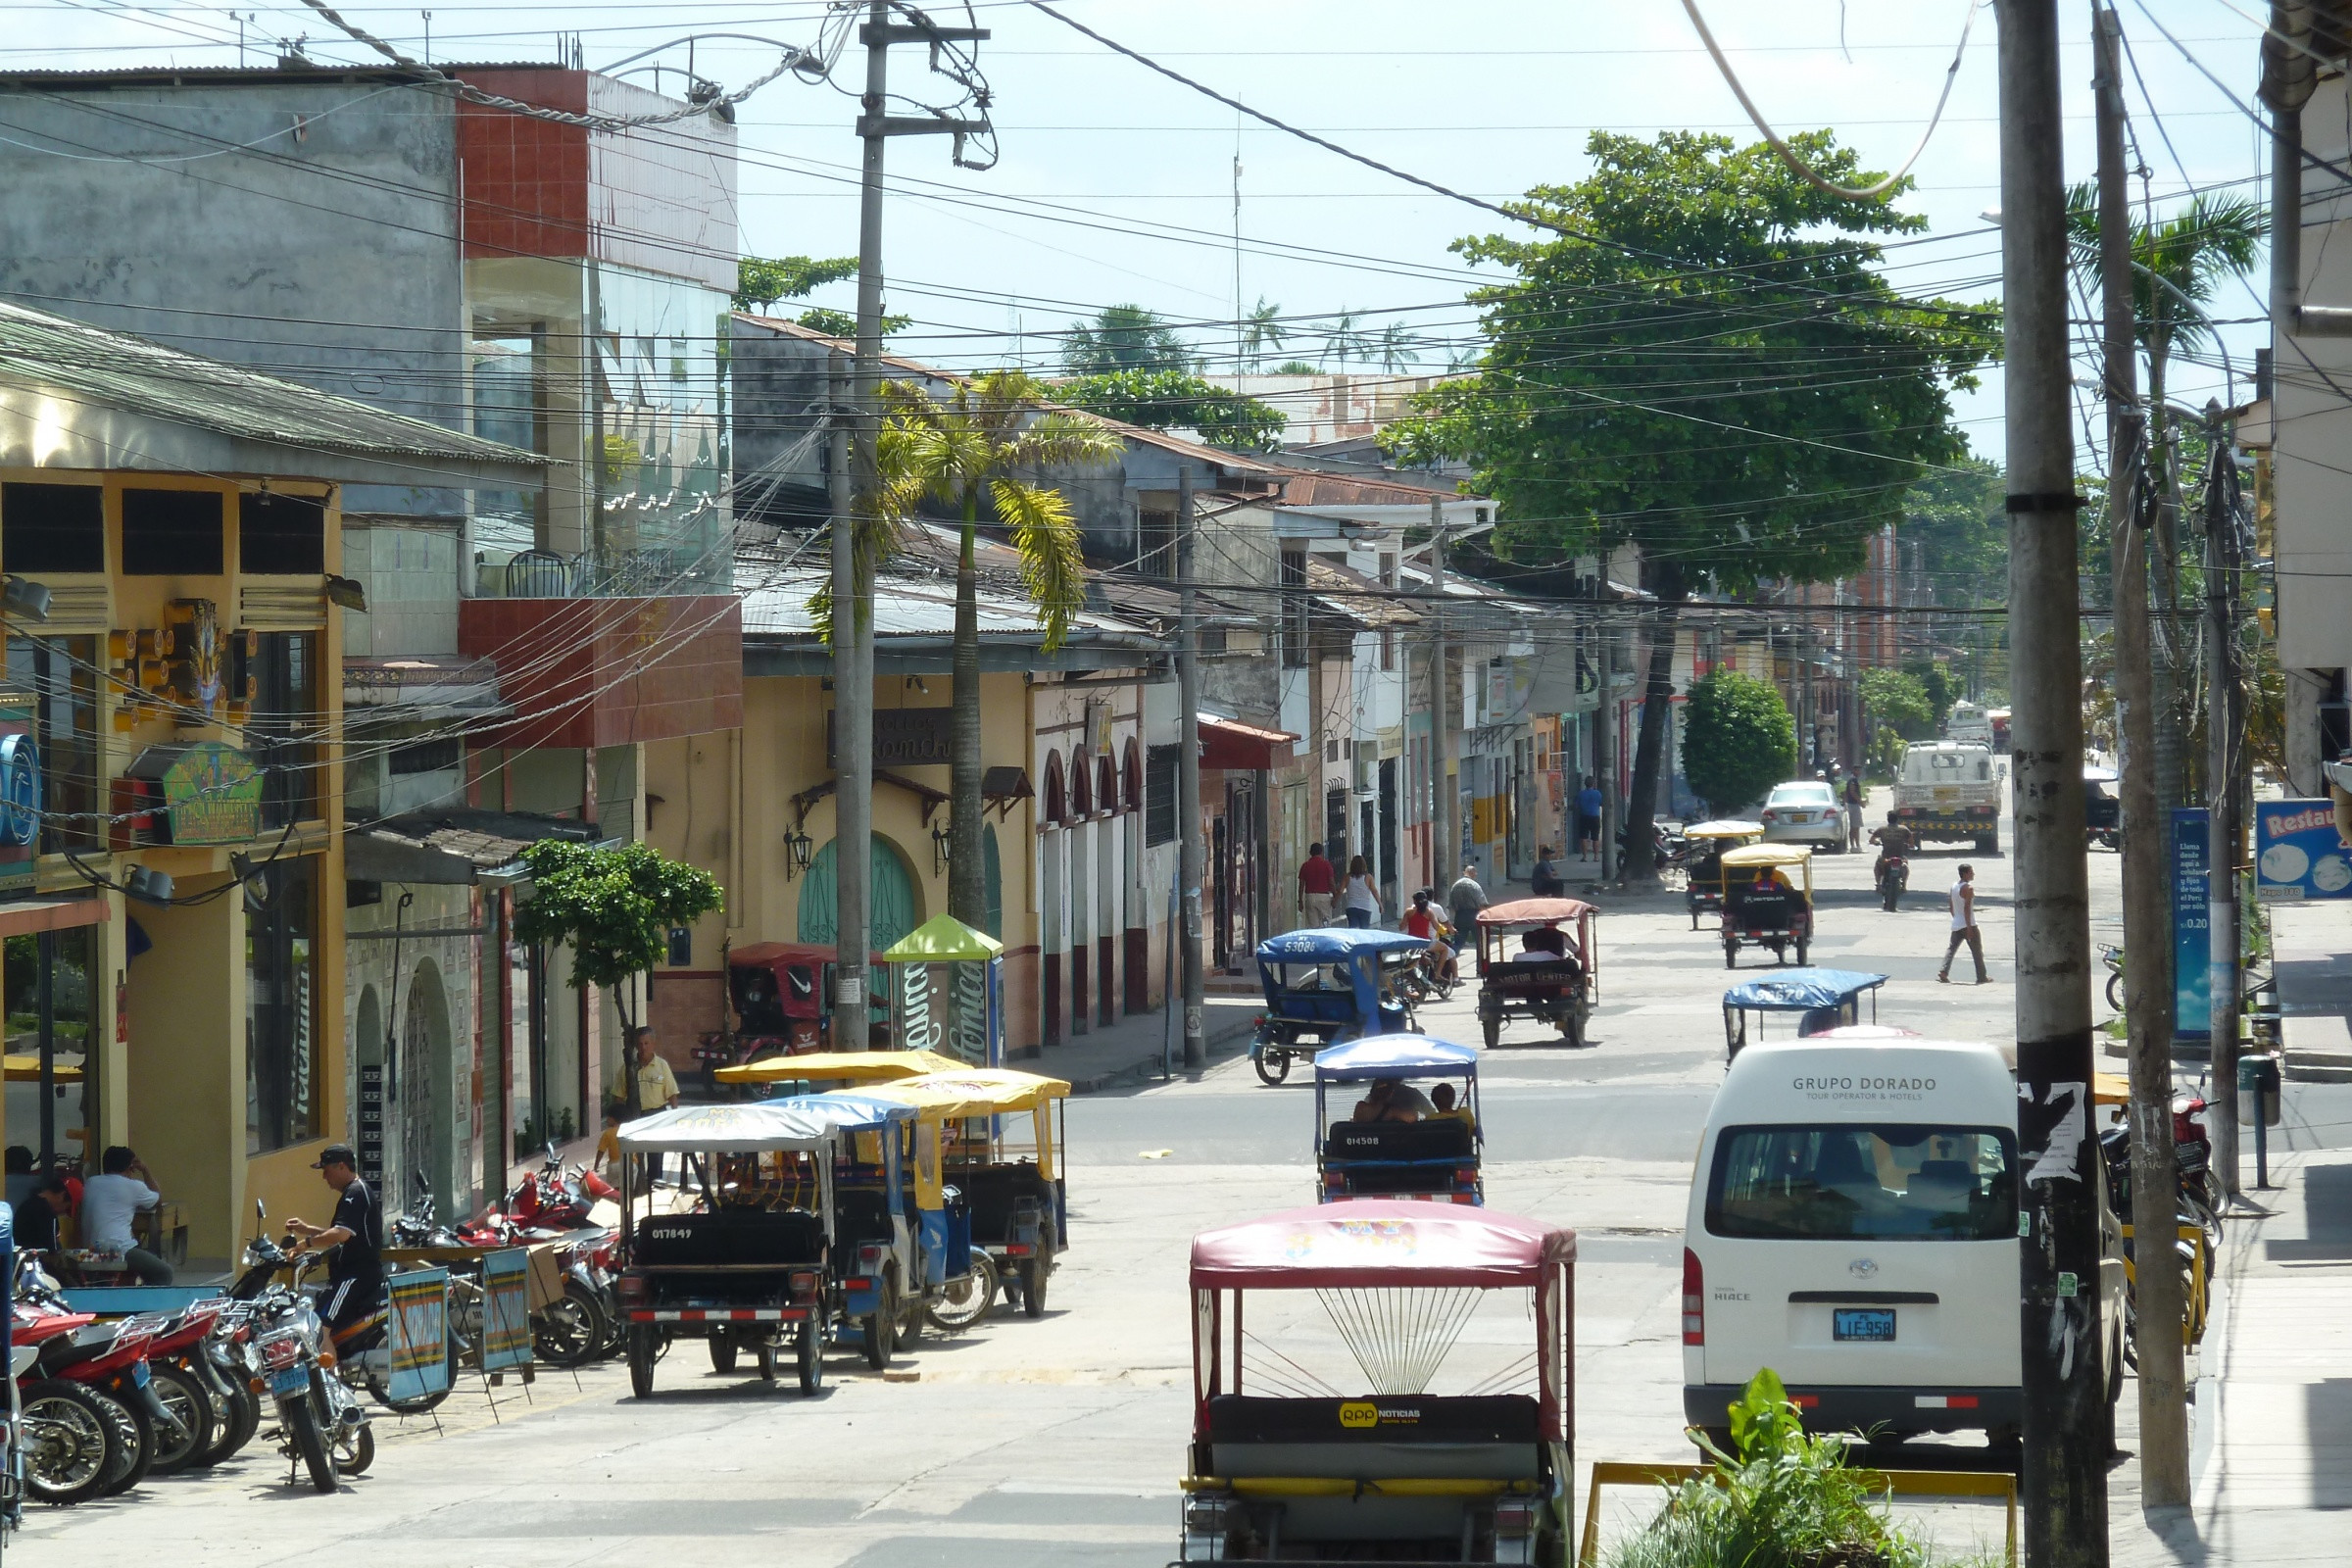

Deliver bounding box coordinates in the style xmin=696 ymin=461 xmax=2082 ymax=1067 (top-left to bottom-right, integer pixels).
xmin=733 ymin=254 xmax=908 ymax=337
xmin=1385 ymin=130 xmax=1993 ymax=881
xmin=881 ymin=371 xmax=1124 ymax=928
xmin=1683 ymin=671 xmax=1795 ymax=816
xmin=513 ymin=841 xmax=722 ymax=1030
xmin=1054 ymin=368 xmax=1285 ymax=450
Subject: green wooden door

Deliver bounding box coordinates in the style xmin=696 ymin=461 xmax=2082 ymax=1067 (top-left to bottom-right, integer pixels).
xmin=798 ymin=833 xmax=921 ymax=951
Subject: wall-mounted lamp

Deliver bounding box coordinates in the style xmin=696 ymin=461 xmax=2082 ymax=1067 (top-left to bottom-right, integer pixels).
xmin=2 ymin=575 xmax=52 ymax=623
xmin=931 ymin=819 xmax=952 ymax=878
xmin=324 ymin=574 xmax=368 ymax=612
xmin=123 ymin=865 xmax=174 ymax=906
xmin=783 ymin=824 xmax=814 ymax=880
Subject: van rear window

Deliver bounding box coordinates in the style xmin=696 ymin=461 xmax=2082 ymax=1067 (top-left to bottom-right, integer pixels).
xmin=1704 ymin=1124 xmax=2017 ymax=1242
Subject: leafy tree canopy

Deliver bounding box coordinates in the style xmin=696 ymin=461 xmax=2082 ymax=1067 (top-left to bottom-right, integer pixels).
xmin=1064 ymin=304 xmax=1194 ymax=375
xmin=1382 ymin=130 xmax=1995 ymax=598
xmin=512 ymin=842 xmax=722 ymax=1025
xmin=1054 ymin=368 xmax=1286 ymax=451
xmin=1859 ymin=667 xmax=1936 ymax=742
xmin=1899 ymin=455 xmax=2006 ymax=608
xmin=1683 ymin=670 xmax=1795 ymax=815
xmin=733 ymin=256 xmax=908 ymax=339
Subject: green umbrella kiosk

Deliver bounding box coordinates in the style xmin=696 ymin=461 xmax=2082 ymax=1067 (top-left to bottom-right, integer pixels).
xmin=879 ymin=914 xmax=1004 ymax=1067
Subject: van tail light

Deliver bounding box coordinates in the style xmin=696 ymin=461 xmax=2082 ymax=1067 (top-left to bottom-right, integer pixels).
xmin=1682 ymin=1249 xmax=1705 ymax=1347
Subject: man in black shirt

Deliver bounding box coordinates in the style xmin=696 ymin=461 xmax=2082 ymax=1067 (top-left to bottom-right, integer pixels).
xmin=12 ymin=1176 xmax=74 ymax=1277
xmin=287 ymin=1144 xmax=384 ymax=1333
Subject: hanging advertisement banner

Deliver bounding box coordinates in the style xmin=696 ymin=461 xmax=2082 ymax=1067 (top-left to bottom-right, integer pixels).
xmin=2173 ymin=808 xmax=2210 ymax=1043
xmin=385 ymin=1267 xmax=452 ymax=1404
xmin=479 ymin=1248 xmax=533 ymax=1373
xmin=2253 ymin=798 xmax=2352 ymax=901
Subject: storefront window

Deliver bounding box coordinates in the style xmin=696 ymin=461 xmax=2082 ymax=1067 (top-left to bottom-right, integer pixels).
xmin=3 ymin=925 xmax=95 ymax=1166
xmin=591 ymin=268 xmax=730 ymax=594
xmin=246 ymin=857 xmax=319 ymax=1154
xmin=472 ymin=331 xmax=544 ymax=571
xmin=6 ymin=634 xmax=101 ymax=852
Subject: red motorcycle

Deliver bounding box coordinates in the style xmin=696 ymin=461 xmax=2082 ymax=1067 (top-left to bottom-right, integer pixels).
xmin=13 ymin=1305 xmax=187 ymax=1500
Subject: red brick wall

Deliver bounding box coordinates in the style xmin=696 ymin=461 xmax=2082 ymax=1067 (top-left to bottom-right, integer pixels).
xmin=455 ymin=70 xmax=591 ymax=261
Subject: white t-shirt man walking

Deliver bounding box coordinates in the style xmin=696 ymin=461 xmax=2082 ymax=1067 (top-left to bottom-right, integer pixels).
xmin=1938 ymin=863 xmax=1987 ymax=984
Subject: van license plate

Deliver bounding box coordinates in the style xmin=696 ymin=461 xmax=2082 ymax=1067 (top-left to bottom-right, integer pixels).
xmin=1834 ymin=1308 xmax=1896 ymax=1342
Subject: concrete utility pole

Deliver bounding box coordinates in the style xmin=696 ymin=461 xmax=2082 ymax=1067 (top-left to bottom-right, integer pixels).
xmin=1429 ymin=495 xmax=1456 ymax=890
xmin=1997 ymin=3 xmax=2110 ymax=1562
xmin=838 ymin=0 xmax=989 ymax=1046
xmin=2205 ymin=409 xmax=2244 ymax=1198
xmin=2093 ymin=0 xmax=2189 ymax=1502
xmin=1596 ymin=605 xmax=1616 ymax=882
xmin=1177 ymin=466 xmax=1206 ymax=1071
xmin=829 ymin=350 xmax=868 ymax=1050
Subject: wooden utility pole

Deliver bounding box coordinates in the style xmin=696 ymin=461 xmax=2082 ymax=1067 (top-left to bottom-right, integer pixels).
xmin=2205 ymin=409 xmax=2244 ymax=1197
xmin=1997 ymin=3 xmax=2110 ymax=1561
xmin=829 ymin=347 xmax=867 ymax=1048
xmin=2094 ymin=0 xmax=2189 ymax=1501
xmin=1177 ymin=466 xmax=1206 ymax=1071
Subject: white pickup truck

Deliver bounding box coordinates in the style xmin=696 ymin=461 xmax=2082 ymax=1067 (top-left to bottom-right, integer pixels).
xmin=1889 ymin=743 xmax=2001 ymax=853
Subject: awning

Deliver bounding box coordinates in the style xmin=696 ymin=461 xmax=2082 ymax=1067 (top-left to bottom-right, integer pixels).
xmin=348 ymin=808 xmax=602 ymax=885
xmin=0 ymin=895 xmax=110 ymax=939
xmin=1200 ymin=714 xmax=1298 ymax=770
xmin=1191 ymin=1201 xmax=1575 ymax=1290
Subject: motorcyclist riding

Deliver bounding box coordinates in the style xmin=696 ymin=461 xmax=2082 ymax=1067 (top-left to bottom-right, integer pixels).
xmin=1869 ymin=820 xmax=1916 ymax=887
xmin=1401 ymin=889 xmax=1456 ymax=983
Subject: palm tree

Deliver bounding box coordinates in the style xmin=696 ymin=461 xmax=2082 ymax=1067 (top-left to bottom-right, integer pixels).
xmin=1375 ymin=320 xmax=1421 ymax=374
xmin=881 ymin=370 xmax=1124 ymax=928
xmin=1318 ymin=309 xmax=1374 ymax=369
xmin=1240 ymin=297 xmax=1287 ymax=371
xmin=1063 ymin=304 xmax=1194 ymax=375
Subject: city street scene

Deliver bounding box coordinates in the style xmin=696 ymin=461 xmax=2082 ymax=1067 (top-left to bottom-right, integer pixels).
xmin=1 ymin=2 xmax=2349 ymax=1565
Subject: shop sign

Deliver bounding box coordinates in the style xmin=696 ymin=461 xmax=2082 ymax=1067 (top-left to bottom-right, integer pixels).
xmin=826 ymin=707 xmax=951 ymax=768
xmin=0 ymin=689 xmax=41 ymax=896
xmin=2173 ymin=808 xmax=2210 ymax=1043
xmin=161 ymin=742 xmax=264 ymax=845
xmin=2253 ymin=798 xmax=2352 ymax=901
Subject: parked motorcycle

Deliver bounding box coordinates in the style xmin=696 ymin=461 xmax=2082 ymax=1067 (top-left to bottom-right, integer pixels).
xmin=231 ymin=1206 xmax=372 ymax=1491
xmin=1876 ymin=853 xmax=1909 ymax=912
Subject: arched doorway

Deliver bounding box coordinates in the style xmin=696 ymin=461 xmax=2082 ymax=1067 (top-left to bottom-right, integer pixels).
xmin=399 ymin=960 xmax=454 ymax=1219
xmin=797 ymin=833 xmax=923 ymax=952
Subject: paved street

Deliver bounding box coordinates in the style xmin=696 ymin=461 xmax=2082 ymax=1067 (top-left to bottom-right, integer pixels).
xmin=23 ymin=808 xmax=2352 ymax=1565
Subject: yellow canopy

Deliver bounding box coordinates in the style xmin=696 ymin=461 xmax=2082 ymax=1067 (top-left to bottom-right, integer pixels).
xmin=879 ymin=913 xmax=1004 ymax=963
xmin=4 ymin=1054 xmax=82 ymax=1084
xmin=1721 ymin=843 xmax=1813 ymax=869
xmin=713 ymin=1049 xmax=965 ymax=1087
xmin=892 ymin=1067 xmax=1071 ymax=1113
xmin=2093 ymin=1071 xmax=2132 ymax=1106
xmin=1684 ymin=819 xmax=1766 ymax=841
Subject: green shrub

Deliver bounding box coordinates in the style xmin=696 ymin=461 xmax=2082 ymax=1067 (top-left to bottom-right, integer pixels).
xmin=1607 ymin=1370 xmax=1929 ymax=1568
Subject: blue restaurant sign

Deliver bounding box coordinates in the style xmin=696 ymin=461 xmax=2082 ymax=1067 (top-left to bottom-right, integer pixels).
xmin=2253 ymin=798 xmax=2352 ymax=902
xmin=2172 ymin=808 xmax=2209 ymax=1043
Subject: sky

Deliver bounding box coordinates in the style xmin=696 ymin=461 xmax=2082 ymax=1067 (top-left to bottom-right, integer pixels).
xmin=4 ymin=0 xmax=2278 ymax=467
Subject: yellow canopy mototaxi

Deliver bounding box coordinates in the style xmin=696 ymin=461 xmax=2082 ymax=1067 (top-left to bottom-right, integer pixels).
xmin=1682 ymin=819 xmax=1765 ymax=929
xmin=1717 ymin=843 xmax=1815 ymax=968
xmin=866 ymin=1068 xmax=1070 ymax=1319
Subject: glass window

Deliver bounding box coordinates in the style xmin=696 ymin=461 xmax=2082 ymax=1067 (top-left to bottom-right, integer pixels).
xmin=245 ymin=857 xmax=319 ymax=1154
xmin=239 ymin=492 xmax=326 ymax=576
xmin=3 ymin=926 xmax=95 ymax=1164
xmin=471 ymin=331 xmax=543 ymax=567
xmin=7 ymin=634 xmax=101 ymax=852
xmin=1 ymin=483 xmax=105 ymax=573
xmin=247 ymin=632 xmax=318 ymax=828
xmin=1146 ymin=744 xmax=1179 ymax=846
xmin=589 ymin=270 xmax=732 ymax=595
xmin=1705 ymin=1123 xmax=2017 ymax=1242
xmin=122 ymin=489 xmax=223 ymax=576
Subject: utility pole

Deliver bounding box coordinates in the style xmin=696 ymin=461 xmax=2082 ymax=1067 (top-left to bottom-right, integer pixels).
xmin=1177 ymin=466 xmax=1206 ymax=1071
xmin=2094 ymin=0 xmax=2188 ymax=1501
xmin=2205 ymin=408 xmax=2244 ymax=1198
xmin=840 ymin=0 xmax=988 ymax=1044
xmin=1430 ymin=495 xmax=1456 ymax=890
xmin=1998 ymin=3 xmax=2109 ymax=1562
xmin=829 ymin=349 xmax=868 ymax=1050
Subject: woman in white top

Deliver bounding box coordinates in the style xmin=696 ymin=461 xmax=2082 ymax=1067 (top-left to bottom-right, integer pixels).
xmin=1343 ymin=856 xmax=1381 ymax=929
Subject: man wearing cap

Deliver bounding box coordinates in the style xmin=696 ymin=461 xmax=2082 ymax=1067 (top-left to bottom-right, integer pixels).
xmin=287 ymin=1144 xmax=384 ymax=1336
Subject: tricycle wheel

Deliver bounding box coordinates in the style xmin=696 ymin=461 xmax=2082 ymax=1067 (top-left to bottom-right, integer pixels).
xmin=796 ymin=1321 xmax=824 ymax=1396
xmin=926 ymin=1254 xmax=997 ymax=1333
xmin=1723 ymin=942 xmax=1738 ymax=970
xmin=863 ymin=1279 xmax=897 ymax=1369
xmin=1481 ymin=1014 xmax=1500 ymax=1050
xmin=1021 ymin=1260 xmax=1050 ymax=1318
xmin=758 ymin=1341 xmax=779 ymax=1383
xmin=626 ymin=1325 xmax=658 ymax=1398
xmin=709 ymin=1335 xmax=738 ymax=1375
xmin=1252 ymin=1047 xmax=1291 ymax=1087
xmin=1794 ymin=935 xmax=1809 ymax=966
xmin=896 ymin=1280 xmax=926 ymax=1348
xmin=1562 ymin=1012 xmax=1583 ymax=1050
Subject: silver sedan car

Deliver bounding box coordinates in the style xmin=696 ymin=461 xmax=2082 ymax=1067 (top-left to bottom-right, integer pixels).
xmin=1759 ymin=780 xmax=1846 ymax=851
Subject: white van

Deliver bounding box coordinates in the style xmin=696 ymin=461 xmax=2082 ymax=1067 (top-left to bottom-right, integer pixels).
xmin=1682 ymin=1039 xmax=2124 ymax=1443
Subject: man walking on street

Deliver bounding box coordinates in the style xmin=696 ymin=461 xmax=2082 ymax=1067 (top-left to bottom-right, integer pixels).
xmin=1298 ymin=842 xmax=1338 ymax=927
xmin=1576 ymin=778 xmax=1603 ymax=861
xmin=1447 ymin=861 xmax=1489 ymax=960
xmin=1938 ymin=863 xmax=1988 ymax=984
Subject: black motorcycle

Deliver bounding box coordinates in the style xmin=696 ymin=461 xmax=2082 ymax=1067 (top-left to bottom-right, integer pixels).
xmin=1876 ymin=853 xmax=1909 ymax=912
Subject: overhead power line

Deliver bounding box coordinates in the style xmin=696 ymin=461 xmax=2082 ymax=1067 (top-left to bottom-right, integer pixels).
xmin=1680 ymin=0 xmax=1983 ymax=201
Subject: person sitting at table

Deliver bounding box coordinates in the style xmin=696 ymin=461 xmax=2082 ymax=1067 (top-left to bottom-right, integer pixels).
xmin=79 ymin=1145 xmax=172 ymax=1284
xmin=14 ymin=1175 xmax=79 ymax=1280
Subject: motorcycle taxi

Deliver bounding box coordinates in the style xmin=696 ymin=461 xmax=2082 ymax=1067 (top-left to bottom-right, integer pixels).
xmin=1718 ymin=843 xmax=1815 ymax=968
xmin=1721 ymin=968 xmax=1889 ymax=1060
xmin=1472 ymin=899 xmax=1598 ymax=1050
xmin=1681 ymin=820 xmax=1765 ymax=929
xmin=1250 ymin=928 xmax=1431 ymax=1087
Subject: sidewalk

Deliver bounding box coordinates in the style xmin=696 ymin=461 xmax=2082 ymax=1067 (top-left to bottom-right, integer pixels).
xmin=2111 ymin=1146 xmax=2352 ymax=1565
xmin=1012 ymin=993 xmax=1260 ymax=1093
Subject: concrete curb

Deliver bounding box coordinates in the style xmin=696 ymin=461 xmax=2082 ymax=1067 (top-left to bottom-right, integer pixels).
xmin=1067 ymin=1017 xmax=1256 ymax=1094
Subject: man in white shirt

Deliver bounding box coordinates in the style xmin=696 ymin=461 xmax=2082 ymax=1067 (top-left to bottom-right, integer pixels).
xmin=1938 ymin=863 xmax=1988 ymax=985
xmin=79 ymin=1145 xmax=172 ymax=1283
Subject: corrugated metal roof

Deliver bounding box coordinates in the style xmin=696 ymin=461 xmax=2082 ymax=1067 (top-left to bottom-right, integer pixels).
xmin=1306 ymin=556 xmax=1418 ymax=627
xmin=0 ymin=300 xmax=549 ymax=471
xmin=739 ymin=559 xmax=1162 ymax=646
